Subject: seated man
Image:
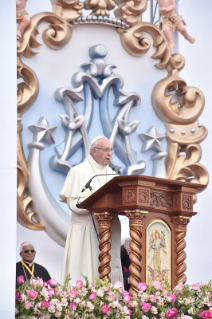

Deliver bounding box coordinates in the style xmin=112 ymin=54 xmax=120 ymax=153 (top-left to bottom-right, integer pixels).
xmin=16 ymin=241 xmax=51 ymax=283
xmin=60 ymin=136 xmax=122 ymax=285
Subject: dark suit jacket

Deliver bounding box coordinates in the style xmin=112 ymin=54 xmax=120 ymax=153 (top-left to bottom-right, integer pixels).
xmin=16 ymin=261 xmax=51 ymax=284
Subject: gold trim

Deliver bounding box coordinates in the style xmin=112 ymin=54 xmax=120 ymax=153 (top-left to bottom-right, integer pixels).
xmin=125 ymin=210 xmax=148 ymax=214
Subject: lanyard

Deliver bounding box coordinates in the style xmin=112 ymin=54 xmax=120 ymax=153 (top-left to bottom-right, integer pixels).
xmin=21 ymin=260 xmax=35 ymax=278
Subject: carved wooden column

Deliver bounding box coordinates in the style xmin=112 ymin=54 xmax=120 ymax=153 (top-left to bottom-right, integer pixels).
xmin=174 ymin=215 xmax=190 ymax=285
xmin=94 ymin=212 xmax=115 ymax=281
xmin=125 ymin=210 xmax=148 ymax=296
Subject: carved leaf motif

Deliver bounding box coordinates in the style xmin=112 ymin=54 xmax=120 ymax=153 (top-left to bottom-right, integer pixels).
xmin=182 ymin=195 xmax=192 ymax=210
xmin=139 ymin=190 xmax=148 ymax=203
xmin=50 ymin=0 xmax=83 ymax=22
xmin=124 ymin=189 xmax=136 ymax=203
xmin=150 ymin=192 xmax=173 ymax=208
xmin=84 ymin=0 xmax=116 ymax=15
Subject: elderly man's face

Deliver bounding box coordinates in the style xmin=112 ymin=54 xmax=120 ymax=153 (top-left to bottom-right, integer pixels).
xmin=91 ymin=138 xmax=113 ymax=167
xmin=20 ymin=244 xmax=36 ymax=263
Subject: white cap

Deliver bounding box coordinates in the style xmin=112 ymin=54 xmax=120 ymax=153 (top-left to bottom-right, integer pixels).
xmin=90 ymin=136 xmax=106 ymax=150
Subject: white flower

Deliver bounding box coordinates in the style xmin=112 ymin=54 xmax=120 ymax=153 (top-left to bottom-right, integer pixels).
xmin=74 ymin=298 xmax=81 ymax=304
xmin=48 ymin=305 xmax=56 ymax=313
xmin=203 ymin=297 xmax=210 ymax=303
xmin=15 ymin=308 xmax=19 ymax=314
xmin=87 ymin=301 xmax=94 ymax=312
xmin=198 ymin=303 xmax=204 ymax=309
xmin=142 ymin=316 xmax=149 ymax=319
xmin=50 ymin=299 xmax=58 ymax=305
xmin=110 ymin=300 xmax=121 ymax=308
xmin=142 ymin=293 xmax=148 ymax=301
xmin=81 ymin=287 xmax=88 ymax=296
xmin=40 ymin=288 xmax=49 ymax=299
xmin=120 ymin=306 xmax=128 ymax=314
xmin=128 ymin=300 xmax=137 ymax=307
xmin=55 ymin=311 xmax=62 ymax=318
xmin=21 ymin=294 xmax=27 ymax=302
xmin=166 ymin=297 xmax=172 ymax=303
xmin=151 ymin=306 xmax=158 ymax=314
xmin=97 ymin=289 xmax=104 ymax=297
xmin=61 ymin=298 xmax=68 ymax=306
xmin=56 ymin=303 xmax=63 ymax=311
xmin=188 ymin=307 xmax=194 ymax=315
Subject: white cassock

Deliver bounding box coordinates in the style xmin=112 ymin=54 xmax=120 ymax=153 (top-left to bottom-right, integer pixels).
xmin=60 ymin=156 xmax=122 ymax=285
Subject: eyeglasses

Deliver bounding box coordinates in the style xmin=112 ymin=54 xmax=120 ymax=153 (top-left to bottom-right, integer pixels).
xmin=24 ymin=249 xmax=36 ymax=253
xmin=94 ymin=147 xmax=114 ymax=153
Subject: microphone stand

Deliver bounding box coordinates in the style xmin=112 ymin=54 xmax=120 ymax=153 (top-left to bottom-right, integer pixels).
xmin=76 ymin=170 xmax=121 ymax=242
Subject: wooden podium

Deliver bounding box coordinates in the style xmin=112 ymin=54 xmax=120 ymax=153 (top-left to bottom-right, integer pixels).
xmin=80 ymin=175 xmax=206 ymax=296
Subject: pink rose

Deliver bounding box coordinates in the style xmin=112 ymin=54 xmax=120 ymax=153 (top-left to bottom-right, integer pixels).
xmin=153 ymin=281 xmax=162 ymax=290
xmin=168 ymin=293 xmax=177 ymax=302
xmin=123 ymin=294 xmax=131 ymax=303
xmin=101 ymin=304 xmax=110 ymax=315
xmin=74 ymin=280 xmax=83 ymax=288
xmin=106 ymin=291 xmax=116 ymax=301
xmin=48 ymin=288 xmax=56 ymax=297
xmin=69 ymin=290 xmax=78 ymax=298
xmin=137 ymin=282 xmax=148 ymax=291
xmin=27 ymin=289 xmax=38 ymax=300
xmin=141 ymin=302 xmax=151 ymax=312
xmin=114 ymin=281 xmax=123 ymax=290
xmin=16 ymin=291 xmax=21 ymax=300
xmin=89 ymin=292 xmax=97 ymax=300
xmin=17 ymin=275 xmax=25 ymax=284
xmin=199 ymin=310 xmax=212 ymax=318
xmin=192 ymin=283 xmax=200 ymax=291
xmin=41 ymin=301 xmax=50 ymax=309
xmin=69 ymin=302 xmax=77 ymax=311
xmin=121 ymin=290 xmax=129 ymax=296
xmin=121 ymin=290 xmax=131 ymax=303
xmin=47 ymin=278 xmax=57 ymax=287
xmin=25 ymin=301 xmax=32 ymax=309
xmin=166 ymin=308 xmax=178 ymax=319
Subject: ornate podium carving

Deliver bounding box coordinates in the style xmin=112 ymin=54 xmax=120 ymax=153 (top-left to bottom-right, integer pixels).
xmin=80 ymin=175 xmax=205 ymax=296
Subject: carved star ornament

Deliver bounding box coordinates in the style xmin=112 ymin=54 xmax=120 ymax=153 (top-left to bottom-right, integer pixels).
xmin=139 ymin=126 xmax=166 ymax=152
xmin=28 ymin=116 xmax=57 ymax=144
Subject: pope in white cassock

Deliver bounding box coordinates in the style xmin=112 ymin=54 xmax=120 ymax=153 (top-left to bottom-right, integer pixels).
xmin=60 ymin=136 xmax=122 ymax=285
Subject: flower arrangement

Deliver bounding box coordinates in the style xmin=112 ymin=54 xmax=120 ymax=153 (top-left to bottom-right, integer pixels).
xmin=15 ymin=275 xmax=212 ymax=319
xmin=15 ymin=275 xmax=131 ymax=319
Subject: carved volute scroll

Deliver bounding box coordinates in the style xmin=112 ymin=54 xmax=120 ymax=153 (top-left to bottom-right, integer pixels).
xmin=174 ymin=216 xmax=190 ymax=284
xmin=125 ymin=210 xmax=148 ymax=296
xmin=94 ymin=212 xmax=115 ymax=281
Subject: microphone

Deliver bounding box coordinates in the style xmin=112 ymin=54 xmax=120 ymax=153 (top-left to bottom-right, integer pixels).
xmin=111 ymin=167 xmax=121 ymax=175
xmin=81 ymin=172 xmax=118 ymax=193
